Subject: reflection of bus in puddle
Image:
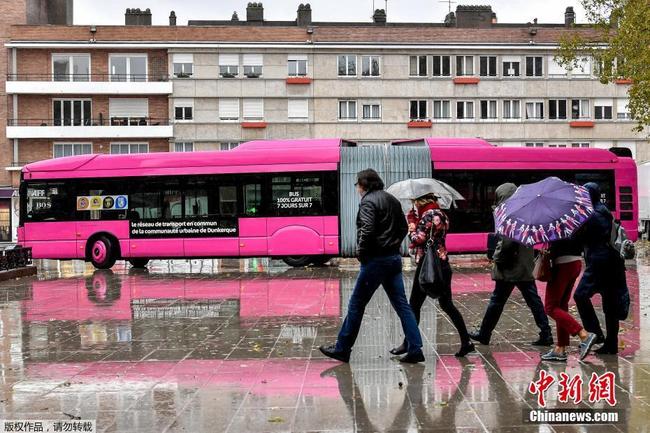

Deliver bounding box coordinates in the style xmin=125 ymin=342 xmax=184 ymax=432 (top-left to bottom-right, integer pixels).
xmin=22 ymin=270 xmax=341 ymax=349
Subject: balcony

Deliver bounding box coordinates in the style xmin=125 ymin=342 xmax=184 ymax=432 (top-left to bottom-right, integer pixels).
xmin=6 ymin=118 xmax=173 ymax=139
xmin=5 ymin=74 xmax=173 ymax=95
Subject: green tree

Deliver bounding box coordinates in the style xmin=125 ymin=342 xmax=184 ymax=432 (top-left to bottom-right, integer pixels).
xmin=555 ymin=0 xmax=650 ymax=131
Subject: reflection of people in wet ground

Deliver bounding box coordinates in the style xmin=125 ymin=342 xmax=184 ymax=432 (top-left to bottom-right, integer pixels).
xmin=85 ymin=270 xmax=121 ymax=306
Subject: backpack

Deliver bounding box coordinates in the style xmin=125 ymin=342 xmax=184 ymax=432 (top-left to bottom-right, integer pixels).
xmin=609 ymin=219 xmax=635 ymax=260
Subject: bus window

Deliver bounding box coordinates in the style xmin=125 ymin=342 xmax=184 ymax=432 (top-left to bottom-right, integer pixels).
xmin=218 ymin=186 xmax=237 ymax=216
xmin=243 ymin=183 xmax=262 ymax=216
xmin=74 ymin=180 xmax=129 ymax=221
xmin=185 ymin=183 xmax=208 ymax=218
xmin=25 ymin=182 xmax=72 ymax=222
xmin=271 ymin=174 xmax=324 ymax=216
xmin=130 ymin=180 xmax=182 ymax=220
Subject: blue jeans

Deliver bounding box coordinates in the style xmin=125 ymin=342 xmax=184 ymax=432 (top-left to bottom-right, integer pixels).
xmin=335 ymin=254 xmax=423 ymax=355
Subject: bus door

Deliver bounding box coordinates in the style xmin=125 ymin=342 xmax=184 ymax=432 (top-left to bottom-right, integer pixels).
xmin=239 ymin=178 xmax=267 ymax=257
xmin=183 ymin=179 xmax=240 ymax=258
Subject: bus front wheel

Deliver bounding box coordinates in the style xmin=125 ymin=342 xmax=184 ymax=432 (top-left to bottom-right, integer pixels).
xmin=129 ymin=259 xmax=149 ymax=268
xmin=89 ymin=236 xmax=117 ymax=270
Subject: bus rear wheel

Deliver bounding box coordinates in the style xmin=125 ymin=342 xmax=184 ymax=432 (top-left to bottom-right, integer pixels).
xmin=89 ymin=236 xmax=117 ymax=270
xmin=129 ymin=259 xmax=149 ymax=268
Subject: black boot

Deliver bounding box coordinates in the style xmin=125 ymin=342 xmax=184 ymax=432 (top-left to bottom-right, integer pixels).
xmin=389 ymin=342 xmax=407 ymax=356
xmin=531 ymin=333 xmax=554 ymax=346
xmin=319 ymin=345 xmax=350 ymax=363
xmin=455 ymin=342 xmax=476 ymax=357
xmin=399 ymin=351 xmax=425 ymax=364
xmin=469 ymin=330 xmax=490 ymax=345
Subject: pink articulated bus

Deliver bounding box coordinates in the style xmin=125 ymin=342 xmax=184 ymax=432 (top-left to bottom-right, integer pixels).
xmin=18 ymin=138 xmax=638 ymax=269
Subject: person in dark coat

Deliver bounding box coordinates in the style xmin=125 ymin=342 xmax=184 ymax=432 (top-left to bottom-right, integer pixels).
xmin=389 ymin=196 xmax=475 ymax=357
xmin=469 ymin=183 xmax=553 ymax=346
xmin=573 ymin=182 xmax=628 ymax=355
xmin=320 ymin=169 xmax=424 ymax=364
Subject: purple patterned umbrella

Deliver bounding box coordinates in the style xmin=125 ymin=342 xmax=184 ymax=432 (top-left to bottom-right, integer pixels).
xmin=493 ymin=177 xmax=594 ymax=246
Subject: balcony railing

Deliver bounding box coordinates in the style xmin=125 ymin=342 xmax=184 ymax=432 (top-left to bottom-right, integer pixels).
xmin=6 ymin=73 xmax=169 ymax=82
xmin=8 ymin=118 xmax=171 ymax=127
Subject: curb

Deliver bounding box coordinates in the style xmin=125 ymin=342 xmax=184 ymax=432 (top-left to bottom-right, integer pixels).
xmin=0 ymin=266 xmax=37 ymax=281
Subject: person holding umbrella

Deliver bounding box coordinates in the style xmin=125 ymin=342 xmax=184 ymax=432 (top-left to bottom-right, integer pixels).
xmin=469 ymin=183 xmax=554 ymax=347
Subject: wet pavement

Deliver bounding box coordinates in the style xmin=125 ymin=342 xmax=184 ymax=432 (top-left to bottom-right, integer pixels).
xmin=0 ymin=246 xmax=649 ymax=433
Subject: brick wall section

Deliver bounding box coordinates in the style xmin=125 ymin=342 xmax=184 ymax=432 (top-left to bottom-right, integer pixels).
xmin=17 ymin=95 xmax=168 ymax=123
xmin=1 ymin=1 xmax=27 ymax=186
xmin=16 ymin=49 xmax=167 ymax=80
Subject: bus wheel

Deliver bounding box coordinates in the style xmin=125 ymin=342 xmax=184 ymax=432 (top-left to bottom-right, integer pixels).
xmin=89 ymin=236 xmax=117 ymax=269
xmin=311 ymin=256 xmax=331 ymax=266
xmin=129 ymin=259 xmax=149 ymax=268
xmin=282 ymin=256 xmax=312 ymax=267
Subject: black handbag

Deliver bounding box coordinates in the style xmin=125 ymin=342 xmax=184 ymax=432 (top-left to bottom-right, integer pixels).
xmin=418 ymin=238 xmax=447 ymax=299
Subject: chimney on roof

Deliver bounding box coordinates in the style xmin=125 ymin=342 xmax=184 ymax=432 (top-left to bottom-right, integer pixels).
xmin=246 ymin=2 xmax=264 ymax=22
xmin=565 ymin=6 xmax=576 ymax=26
xmin=232 ymin=11 xmax=240 ymax=21
xmin=373 ymin=9 xmax=387 ymax=24
xmin=455 ymin=5 xmax=494 ymax=28
xmin=125 ymin=8 xmax=152 ymax=25
xmin=297 ymin=3 xmax=312 ymax=26
xmin=169 ymin=11 xmax=177 ymax=26
xmin=491 ymin=12 xmax=497 ymax=24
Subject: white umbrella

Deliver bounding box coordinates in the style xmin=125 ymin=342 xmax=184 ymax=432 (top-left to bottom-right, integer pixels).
xmin=386 ymin=178 xmax=464 ymax=211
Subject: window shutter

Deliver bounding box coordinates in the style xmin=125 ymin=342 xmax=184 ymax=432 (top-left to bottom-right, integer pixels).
xmin=174 ymin=98 xmax=193 ymax=108
xmin=173 ymin=53 xmax=193 ymax=63
xmin=594 ymin=98 xmax=612 ymax=107
xmin=288 ymin=54 xmax=308 ymax=61
xmin=243 ymin=99 xmax=264 ymax=119
xmin=219 ymin=54 xmax=239 ymax=66
xmin=617 ymin=98 xmax=630 ymax=112
xmin=288 ymin=99 xmax=308 ymax=119
xmin=547 ymin=57 xmax=566 ymax=75
xmin=109 ymin=98 xmax=149 ymax=117
xmin=219 ymin=99 xmax=240 ymax=119
xmin=501 ymin=55 xmax=520 ymax=62
xmin=243 ymin=54 xmax=263 ymax=66
xmin=572 ymin=57 xmax=591 ymax=75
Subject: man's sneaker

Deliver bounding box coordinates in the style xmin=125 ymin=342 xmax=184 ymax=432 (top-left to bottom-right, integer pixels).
xmin=594 ymin=334 xmax=605 ymax=345
xmin=531 ymin=334 xmax=554 ymax=346
xmin=319 ymin=345 xmax=350 ymax=363
xmin=541 ymin=350 xmax=568 ymax=362
xmin=469 ymin=331 xmax=490 ymax=345
xmin=579 ymin=333 xmax=597 ymax=360
xmin=399 ymin=351 xmax=425 ymax=364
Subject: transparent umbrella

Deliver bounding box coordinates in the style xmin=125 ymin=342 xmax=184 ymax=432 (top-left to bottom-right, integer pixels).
xmin=386 ymin=178 xmax=464 ymax=211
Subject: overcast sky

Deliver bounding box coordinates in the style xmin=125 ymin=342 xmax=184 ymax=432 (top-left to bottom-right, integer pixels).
xmin=73 ymin=0 xmax=587 ymax=26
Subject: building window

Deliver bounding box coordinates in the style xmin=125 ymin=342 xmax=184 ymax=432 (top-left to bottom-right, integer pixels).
xmin=480 ymin=100 xmax=497 ymax=119
xmin=479 ymin=56 xmax=497 ymax=77
xmin=243 ymin=54 xmax=263 ymax=78
xmin=174 ymin=99 xmax=193 ymax=121
xmin=362 ymin=102 xmax=381 ymax=120
xmin=219 ymin=54 xmax=239 ymax=78
xmin=220 ymin=142 xmax=239 ymax=151
xmin=456 ymin=101 xmax=474 ymax=119
xmin=219 ymin=99 xmax=240 ymax=121
xmin=525 ymin=56 xmax=543 ymax=77
xmin=617 ymin=98 xmax=631 ymax=120
xmin=456 ymin=56 xmax=474 ymax=76
xmin=525 ymin=101 xmax=544 ymax=119
xmin=572 ymin=142 xmax=590 ymax=148
xmin=548 ymin=143 xmax=568 ymax=148
xmin=109 ymin=54 xmax=147 ymax=82
xmin=53 ymin=99 xmax=92 ymax=126
xmin=503 ymin=100 xmax=521 ymax=119
xmin=174 ymin=142 xmax=194 ymax=152
xmin=110 ymin=143 xmax=148 ymax=154
xmin=338 ymin=100 xmax=357 ymax=120
xmin=361 ymin=55 xmax=381 ymax=77
xmin=594 ymin=99 xmax=613 ymax=120
xmin=549 ymin=99 xmax=567 ymax=120
xmin=570 ymin=57 xmax=592 ymax=77
xmin=409 ymin=56 xmax=427 ymax=76
xmin=548 ymin=57 xmax=568 ymax=77
xmin=571 ymin=99 xmax=590 ymax=119
xmin=433 ymin=100 xmax=451 ymax=119
xmin=52 ymin=54 xmax=90 ymax=82
xmin=109 ymin=98 xmax=148 ymax=125
xmin=502 ymin=58 xmax=520 ymax=77
xmin=53 ymin=143 xmax=92 ymax=158
xmin=338 ymin=55 xmax=357 ymax=76
xmin=288 ymin=99 xmax=309 ymax=120
xmin=410 ymin=100 xmax=427 ymax=120
xmin=172 ymin=54 xmax=193 ymax=78
xmin=525 ymin=142 xmax=544 ymax=148
xmin=432 ymin=55 xmax=451 ymax=77
xmin=242 ymin=99 xmax=264 ymax=120
xmin=288 ymin=55 xmax=308 ymax=76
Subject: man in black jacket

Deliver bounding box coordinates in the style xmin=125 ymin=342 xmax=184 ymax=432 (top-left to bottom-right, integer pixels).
xmin=320 ymin=169 xmax=424 ymax=363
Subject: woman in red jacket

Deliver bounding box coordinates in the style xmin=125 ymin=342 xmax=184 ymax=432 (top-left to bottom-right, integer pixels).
xmin=391 ymin=194 xmax=475 ymax=357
